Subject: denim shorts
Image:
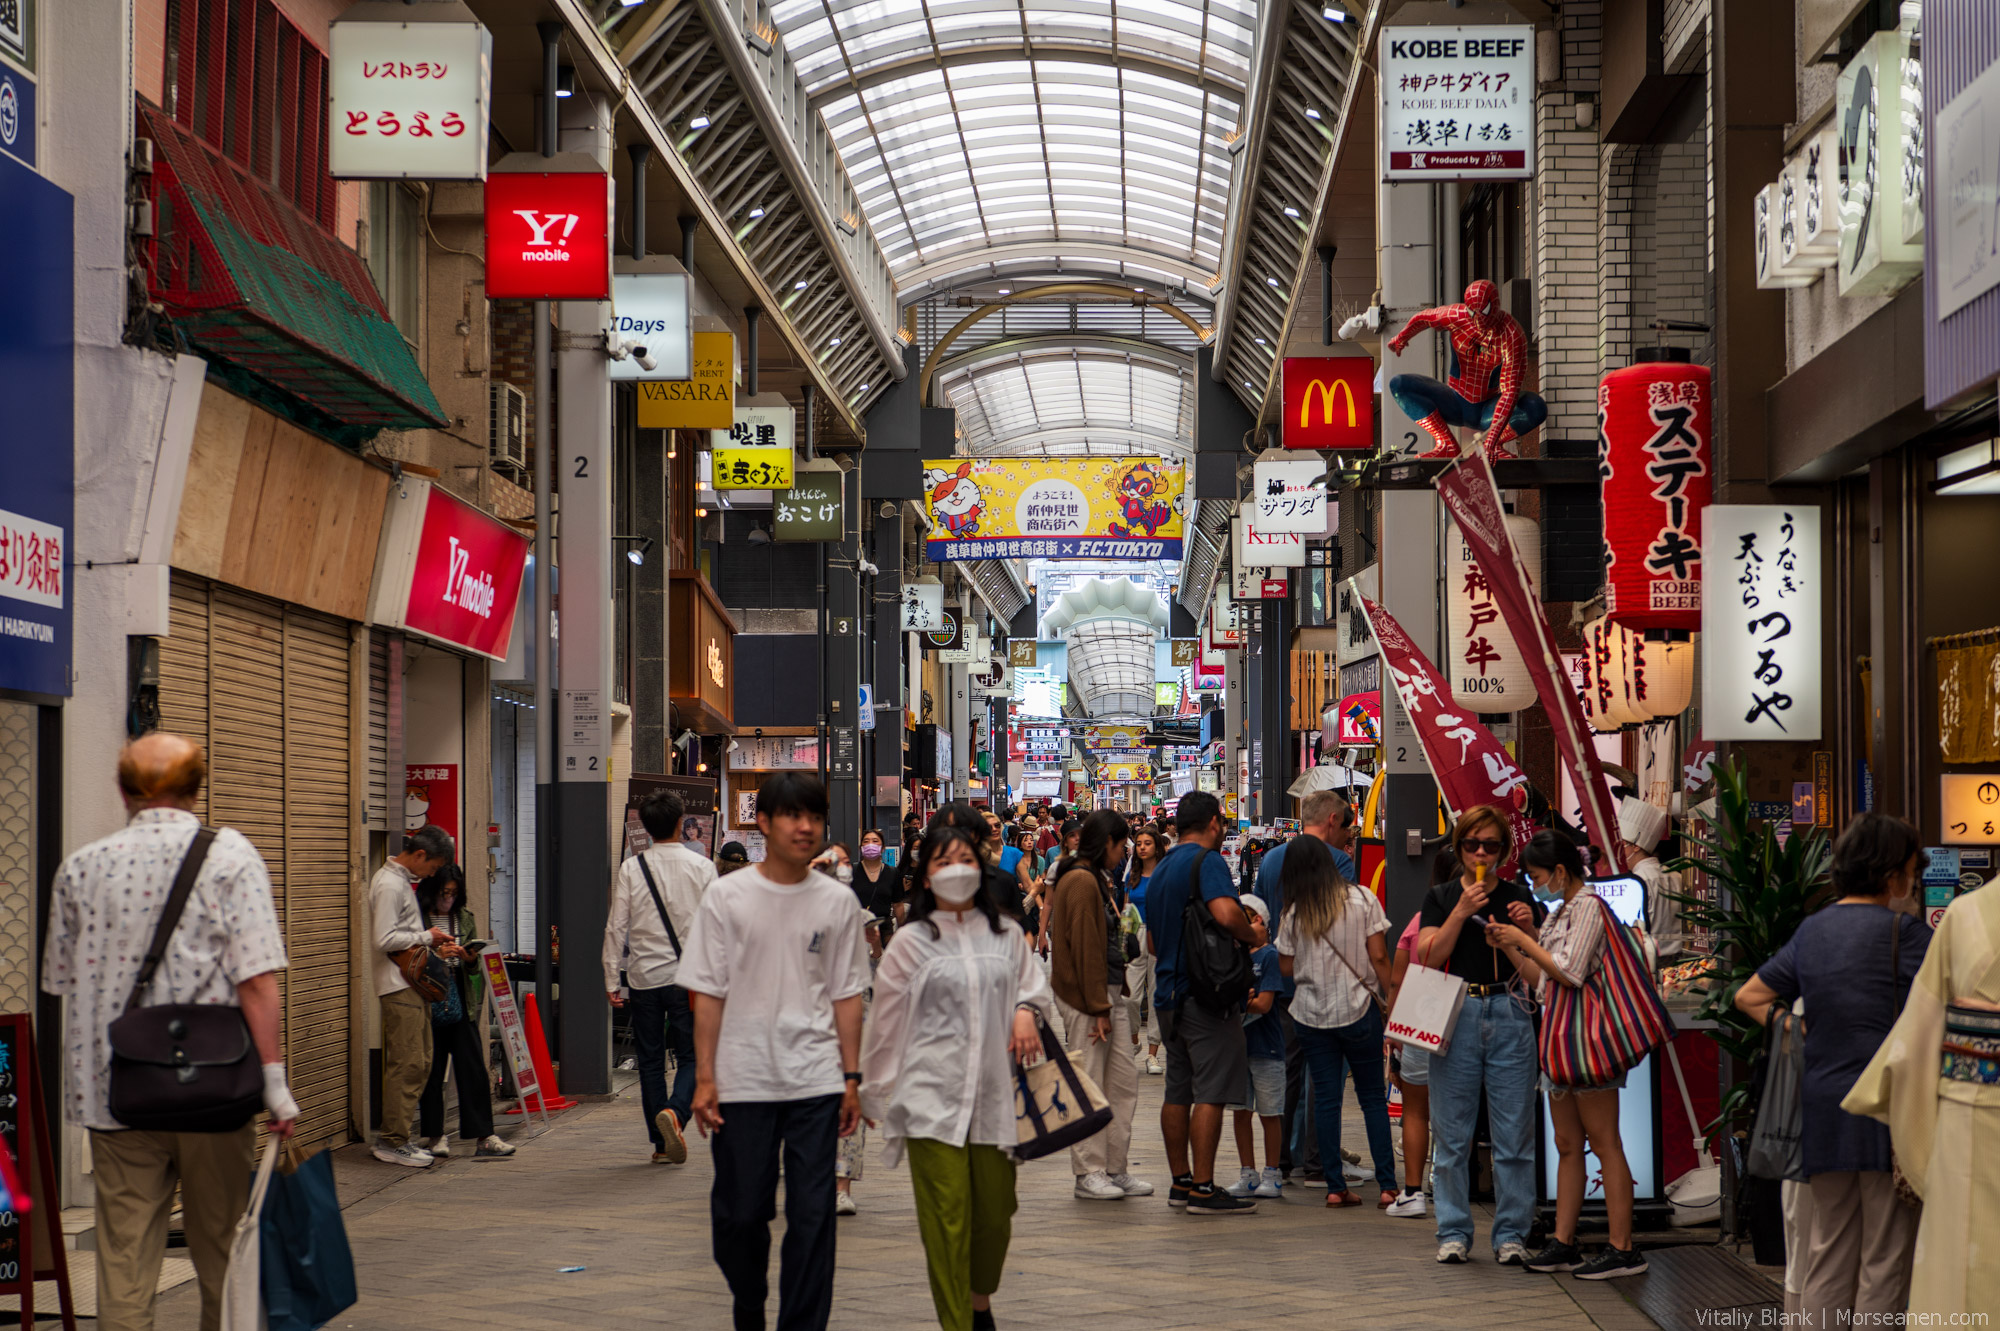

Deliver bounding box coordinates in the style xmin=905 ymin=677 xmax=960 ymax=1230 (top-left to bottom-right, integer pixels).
xmin=1397 ymin=1045 xmax=1430 ymax=1087
xmin=1229 ymin=1056 xmax=1286 ymax=1115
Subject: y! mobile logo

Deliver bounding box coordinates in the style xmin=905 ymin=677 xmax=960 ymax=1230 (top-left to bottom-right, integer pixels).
xmin=441 ymin=536 xmax=497 ymax=618
xmin=515 ymin=210 xmax=580 ymax=260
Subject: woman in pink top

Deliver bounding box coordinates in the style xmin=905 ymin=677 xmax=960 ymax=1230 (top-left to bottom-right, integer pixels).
xmin=1384 ymin=849 xmax=1458 ymax=1218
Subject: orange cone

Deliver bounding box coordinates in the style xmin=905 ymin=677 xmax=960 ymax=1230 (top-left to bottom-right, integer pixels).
xmin=516 ymin=992 xmax=576 ymax=1112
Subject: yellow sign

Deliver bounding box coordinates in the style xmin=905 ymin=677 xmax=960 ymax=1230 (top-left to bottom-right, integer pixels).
xmin=920 ymin=456 xmax=1186 ymax=561
xmin=1102 ymin=763 xmax=1148 ymax=782
xmin=1008 ymin=640 xmax=1038 ymax=668
xmin=712 ymin=448 xmax=793 ymax=490
xmin=1089 ymin=725 xmax=1147 ymax=750
xmin=637 ymin=330 xmax=734 ymax=428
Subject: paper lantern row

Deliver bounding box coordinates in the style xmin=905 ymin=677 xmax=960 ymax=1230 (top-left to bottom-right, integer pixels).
xmin=1581 ymin=617 xmax=1694 ymax=732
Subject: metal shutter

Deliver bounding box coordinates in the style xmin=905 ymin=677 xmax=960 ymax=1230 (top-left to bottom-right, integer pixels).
xmin=364 ymin=631 xmax=403 ymax=834
xmin=159 ymin=575 xmax=213 ymax=822
xmin=281 ymin=607 xmax=353 ymax=1153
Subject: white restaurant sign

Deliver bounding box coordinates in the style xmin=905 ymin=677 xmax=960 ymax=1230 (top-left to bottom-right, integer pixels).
xmin=1250 ymin=455 xmax=1333 ymax=535
xmin=1233 ymin=506 xmax=1304 ymax=568
xmin=899 ymin=581 xmax=946 ymax=632
xmin=329 ymin=2 xmax=492 ymax=181
xmin=1701 ymin=505 xmax=1822 ymax=741
xmin=1380 ymin=25 xmax=1534 ymax=182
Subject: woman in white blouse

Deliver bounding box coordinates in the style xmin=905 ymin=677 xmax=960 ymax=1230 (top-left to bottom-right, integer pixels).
xmin=859 ymin=822 xmax=1051 ymax=1331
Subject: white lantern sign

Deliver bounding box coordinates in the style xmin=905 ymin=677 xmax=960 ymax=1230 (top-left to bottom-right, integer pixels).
xmin=1834 ymin=30 xmax=1922 ymax=298
xmin=900 ymin=582 xmax=945 ymax=632
xmin=1779 ymin=128 xmax=1840 ymax=273
xmin=1250 ymin=456 xmax=1332 ymax=535
xmin=1445 ymin=514 xmax=1539 ymax=710
xmin=1702 ymin=505 xmax=1822 ymax=741
xmin=329 ymin=2 xmax=493 ymax=181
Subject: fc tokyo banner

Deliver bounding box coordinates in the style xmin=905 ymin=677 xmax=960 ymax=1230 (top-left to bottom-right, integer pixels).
xmin=1357 ymin=593 xmax=1535 ymax=872
xmin=921 ymin=457 xmax=1186 ymax=562
xmin=1434 ymin=453 xmax=1621 ymax=858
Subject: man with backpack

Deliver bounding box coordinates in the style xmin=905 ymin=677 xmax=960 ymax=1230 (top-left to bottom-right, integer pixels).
xmin=604 ymin=789 xmax=717 ymax=1163
xmin=1140 ymin=791 xmax=1260 ymax=1216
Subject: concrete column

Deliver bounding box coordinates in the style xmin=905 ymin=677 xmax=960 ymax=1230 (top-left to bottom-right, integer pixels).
xmin=867 ymin=505 xmax=905 ymax=840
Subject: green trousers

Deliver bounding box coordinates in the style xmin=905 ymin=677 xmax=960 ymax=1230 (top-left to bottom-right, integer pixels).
xmin=905 ymin=1138 xmax=1018 ymax=1331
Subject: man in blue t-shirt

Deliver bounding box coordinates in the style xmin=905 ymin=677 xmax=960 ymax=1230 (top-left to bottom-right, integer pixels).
xmin=1141 ymin=791 xmax=1260 ymax=1216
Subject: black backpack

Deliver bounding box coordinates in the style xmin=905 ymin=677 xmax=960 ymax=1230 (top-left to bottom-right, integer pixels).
xmin=1177 ymin=847 xmax=1254 ymax=1015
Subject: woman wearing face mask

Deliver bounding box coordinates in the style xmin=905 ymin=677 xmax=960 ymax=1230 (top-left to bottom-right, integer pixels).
xmin=855 ymin=828 xmax=903 ymax=942
xmin=1484 ymin=829 xmax=1647 ymax=1280
xmin=859 ymin=823 xmax=1052 ymax=1331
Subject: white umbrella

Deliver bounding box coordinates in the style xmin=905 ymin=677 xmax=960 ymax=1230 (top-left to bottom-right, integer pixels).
xmin=1286 ymin=763 xmax=1368 ymax=799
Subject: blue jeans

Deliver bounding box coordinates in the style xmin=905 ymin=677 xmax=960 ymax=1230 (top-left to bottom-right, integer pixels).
xmin=1429 ymin=992 xmax=1539 ymax=1250
xmin=1387 ymin=373 xmax=1548 ymax=437
xmin=1296 ymin=1006 xmax=1398 ymax=1195
xmin=630 ymin=983 xmax=696 ymax=1149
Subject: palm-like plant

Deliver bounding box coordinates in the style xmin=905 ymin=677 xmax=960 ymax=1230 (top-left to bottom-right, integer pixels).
xmin=1666 ymin=755 xmax=1832 ymax=1138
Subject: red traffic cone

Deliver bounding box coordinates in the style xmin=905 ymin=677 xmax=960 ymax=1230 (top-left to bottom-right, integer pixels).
xmin=516 ymin=992 xmax=576 ymax=1112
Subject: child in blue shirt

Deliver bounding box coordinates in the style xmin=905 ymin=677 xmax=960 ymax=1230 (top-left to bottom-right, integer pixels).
xmin=1227 ymin=895 xmax=1288 ymax=1199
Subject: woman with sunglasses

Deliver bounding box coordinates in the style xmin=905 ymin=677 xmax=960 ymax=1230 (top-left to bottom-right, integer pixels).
xmin=1416 ymin=805 xmax=1547 ymax=1268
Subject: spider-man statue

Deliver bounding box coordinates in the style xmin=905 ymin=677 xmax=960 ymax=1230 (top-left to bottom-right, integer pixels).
xmin=1385 ymin=279 xmax=1548 ymax=460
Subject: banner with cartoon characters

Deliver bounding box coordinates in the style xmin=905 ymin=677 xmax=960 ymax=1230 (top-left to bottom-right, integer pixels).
xmin=920 ymin=457 xmax=1187 ymax=562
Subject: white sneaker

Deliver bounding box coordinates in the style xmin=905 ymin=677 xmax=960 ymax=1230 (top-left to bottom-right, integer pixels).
xmin=1253 ymin=1167 xmax=1283 ymax=1199
xmin=424 ymin=1137 xmax=451 ymax=1158
xmin=1145 ymin=1056 xmax=1163 ymax=1075
xmin=474 ymin=1136 xmax=517 ymax=1158
xmin=1226 ymin=1166 xmax=1259 ymax=1198
xmin=372 ymin=1141 xmax=433 ymax=1169
xmin=1495 ymin=1241 xmax=1530 ymax=1266
xmin=1436 ymin=1240 xmax=1471 ymax=1264
xmin=1108 ymin=1172 xmax=1154 ymax=1197
xmin=1074 ymin=1169 xmax=1126 ymax=1200
xmin=1386 ymin=1189 xmax=1427 ymax=1218
xmin=835 ymin=1190 xmax=858 ymax=1216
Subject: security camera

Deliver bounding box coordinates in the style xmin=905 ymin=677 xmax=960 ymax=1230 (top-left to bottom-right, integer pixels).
xmin=603 ymin=330 xmax=630 ymax=361
xmin=858 ymin=560 xmax=880 ymax=576
xmin=634 ymin=347 xmax=658 ymax=372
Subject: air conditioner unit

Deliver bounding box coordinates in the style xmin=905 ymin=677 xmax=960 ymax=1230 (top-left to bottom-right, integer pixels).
xmin=489 ymin=382 xmax=527 ymax=476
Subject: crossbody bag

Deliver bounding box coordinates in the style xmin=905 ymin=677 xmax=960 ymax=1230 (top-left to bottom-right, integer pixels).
xmin=636 ymin=852 xmax=683 ymax=954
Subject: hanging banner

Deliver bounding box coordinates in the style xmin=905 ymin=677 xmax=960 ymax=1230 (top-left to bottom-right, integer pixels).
xmin=1281 ymin=357 xmax=1376 ymax=450
xmin=329 ymin=3 xmax=492 ymax=181
xmin=1445 ymin=512 xmax=1539 ymax=710
xmin=1088 ymin=724 xmax=1148 ymax=750
xmin=900 ymin=582 xmax=946 ymax=633
xmin=919 ymin=457 xmax=1186 ymax=561
xmin=1007 ymin=639 xmax=1038 ymax=668
xmin=607 ymin=268 xmax=693 ymax=381
xmin=1701 ymin=505 xmax=1822 ymax=741
xmin=637 ymin=331 xmax=734 ymax=428
xmin=1434 ymin=452 xmax=1620 ymax=858
xmin=1357 ymin=593 xmax=1535 ymax=872
xmin=1599 ymin=359 xmax=1710 ymax=631
xmin=923 ymin=608 xmax=963 ymax=653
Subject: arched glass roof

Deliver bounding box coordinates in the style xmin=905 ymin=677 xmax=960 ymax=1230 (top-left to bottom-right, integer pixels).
xmin=768 ymin=0 xmax=1254 ymax=289
xmin=938 ymin=345 xmax=1193 ymax=456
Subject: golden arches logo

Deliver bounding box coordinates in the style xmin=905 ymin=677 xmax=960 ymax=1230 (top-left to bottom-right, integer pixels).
xmin=1299 ymin=376 xmax=1359 ymax=429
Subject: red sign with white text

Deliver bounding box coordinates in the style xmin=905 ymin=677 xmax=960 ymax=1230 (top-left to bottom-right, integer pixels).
xmin=484 ymin=169 xmax=611 ymax=299
xmin=1282 ymin=357 xmax=1375 ymax=450
xmin=405 ymin=488 xmax=529 ymax=660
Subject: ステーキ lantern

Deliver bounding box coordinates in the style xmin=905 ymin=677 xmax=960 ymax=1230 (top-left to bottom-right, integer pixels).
xmin=1598 ymin=353 xmax=1712 ymax=632
xmin=1446 ymin=514 xmax=1540 ymax=711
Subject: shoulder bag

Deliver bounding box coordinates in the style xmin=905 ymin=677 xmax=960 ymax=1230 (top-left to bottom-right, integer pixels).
xmin=1321 ymin=891 xmax=1389 ymax=1020
xmin=1536 ymin=894 xmax=1677 ymax=1089
xmin=1386 ymin=890 xmax=1468 ymax=1055
xmin=107 ymin=828 xmax=266 ymax=1132
xmin=1178 ymin=847 xmax=1254 ymax=1014
xmin=1013 ymin=1009 xmax=1112 ymax=1160
xmin=636 ymin=852 xmax=684 ymax=954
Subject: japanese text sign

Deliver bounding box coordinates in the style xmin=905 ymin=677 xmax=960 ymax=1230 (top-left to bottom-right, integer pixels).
xmin=1599 ymin=361 xmax=1711 ymax=631
xmin=920 ymin=456 xmax=1185 ymax=562
xmin=1381 ymin=26 xmax=1534 ymax=181
xmin=1941 ymin=774 xmax=2000 ymax=846
xmin=638 ymin=331 xmax=734 ymax=428
xmin=483 ymin=160 xmax=610 ymax=300
xmin=1282 ymin=357 xmax=1376 ymax=450
xmin=392 ymin=483 xmax=530 ymax=661
xmin=1701 ymin=505 xmax=1822 ymax=741
xmin=405 ymin=763 xmax=459 ymax=841
xmin=0 ymin=506 xmax=63 ymax=613
xmin=901 ymin=582 xmax=946 ymax=633
xmin=775 ymin=472 xmax=843 ymax=541
xmin=1008 ymin=639 xmax=1039 ymax=668
xmin=1251 ymin=455 xmax=1333 ymax=534
xmin=329 ymin=6 xmax=492 ymax=180
xmin=1835 ymin=30 xmax=1923 ymax=298
xmin=1444 ymin=513 xmax=1538 ymax=710
xmin=711 ymin=403 xmax=794 ymax=462
xmin=711 ymin=447 xmax=793 ymax=491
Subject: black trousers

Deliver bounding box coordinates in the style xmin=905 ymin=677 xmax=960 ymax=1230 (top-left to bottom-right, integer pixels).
xmin=629 ymin=983 xmax=697 ymax=1149
xmin=418 ymin=1016 xmax=494 ymax=1142
xmin=1279 ymin=1001 xmax=1320 ymax=1175
xmin=709 ymin=1094 xmax=842 ymax=1331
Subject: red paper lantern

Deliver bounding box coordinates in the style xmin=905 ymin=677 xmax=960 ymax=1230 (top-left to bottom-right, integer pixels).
xmin=1598 ymin=355 xmax=1712 ymax=632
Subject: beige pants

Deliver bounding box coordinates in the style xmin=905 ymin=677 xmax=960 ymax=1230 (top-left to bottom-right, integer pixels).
xmin=90 ymin=1123 xmax=257 ymax=1331
xmin=380 ymin=987 xmax=434 ymax=1145
xmin=1054 ymin=994 xmax=1136 ymax=1177
xmin=1800 ymin=1170 xmax=1919 ymax=1327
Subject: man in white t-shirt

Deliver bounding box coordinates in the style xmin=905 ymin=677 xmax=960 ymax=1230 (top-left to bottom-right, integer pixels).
xmin=680 ymin=772 xmax=869 ymax=1331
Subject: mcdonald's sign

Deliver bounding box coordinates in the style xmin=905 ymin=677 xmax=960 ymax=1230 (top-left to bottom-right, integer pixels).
xmin=1282 ymin=357 xmax=1375 ymax=451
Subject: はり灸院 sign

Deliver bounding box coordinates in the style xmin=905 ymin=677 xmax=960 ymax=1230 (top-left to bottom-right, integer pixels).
xmin=368 ymin=479 xmax=530 ymax=661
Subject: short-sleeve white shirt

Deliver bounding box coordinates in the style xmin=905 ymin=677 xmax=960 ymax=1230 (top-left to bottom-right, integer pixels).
xmin=1275 ymin=885 xmax=1390 ymax=1031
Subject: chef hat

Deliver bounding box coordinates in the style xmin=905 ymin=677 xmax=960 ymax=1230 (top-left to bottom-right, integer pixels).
xmin=1617 ymin=797 xmax=1669 ymax=854
xmin=1239 ymin=893 xmax=1270 ymax=923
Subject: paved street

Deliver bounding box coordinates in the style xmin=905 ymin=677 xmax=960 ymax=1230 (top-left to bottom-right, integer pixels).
xmin=149 ymin=1070 xmax=1662 ymax=1331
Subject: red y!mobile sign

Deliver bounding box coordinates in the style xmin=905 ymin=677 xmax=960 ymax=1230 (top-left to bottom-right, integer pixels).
xmin=484 ymin=158 xmax=611 ymax=300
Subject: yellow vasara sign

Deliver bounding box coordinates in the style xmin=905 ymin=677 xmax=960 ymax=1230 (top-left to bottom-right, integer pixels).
xmin=638 ymin=331 xmax=734 ymax=428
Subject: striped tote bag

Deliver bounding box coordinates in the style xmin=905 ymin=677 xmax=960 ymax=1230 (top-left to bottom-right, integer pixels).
xmin=1538 ymin=895 xmax=1677 ymax=1089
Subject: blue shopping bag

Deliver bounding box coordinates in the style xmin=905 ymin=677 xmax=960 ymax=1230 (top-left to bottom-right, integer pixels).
xmin=258 ymin=1147 xmax=358 ymax=1331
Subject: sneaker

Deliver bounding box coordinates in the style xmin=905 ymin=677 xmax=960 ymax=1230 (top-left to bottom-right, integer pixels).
xmin=1226 ymin=1166 xmax=1259 ymax=1198
xmin=1339 ymin=1147 xmax=1361 ymax=1165
xmin=372 ymin=1142 xmax=433 ymax=1169
xmin=1386 ymin=1189 xmax=1428 ymax=1219
xmin=1572 ymin=1246 xmax=1649 ymax=1281
xmin=1144 ymin=1056 xmax=1163 ymax=1076
xmin=971 ymin=1310 xmax=995 ymax=1331
xmin=651 ymin=1151 xmax=676 ymax=1164
xmin=1495 ymin=1241 xmax=1530 ymax=1267
xmin=1166 ymin=1174 xmax=1195 ymax=1209
xmin=654 ymin=1108 xmax=688 ymax=1165
xmin=1436 ymin=1241 xmax=1471 ymax=1264
xmin=1074 ymin=1170 xmax=1126 ymax=1200
xmin=1297 ymin=1169 xmax=1329 ymax=1189
xmin=1253 ymin=1167 xmax=1283 ymax=1199
xmin=474 ymin=1136 xmax=516 ymax=1159
xmin=1109 ymin=1172 xmax=1155 ymax=1197
xmin=1184 ymin=1184 xmax=1257 ymax=1216
xmin=423 ymin=1136 xmax=451 ymax=1159
xmin=835 ymin=1190 xmax=858 ymax=1217
xmin=1523 ymin=1239 xmax=1584 ymax=1273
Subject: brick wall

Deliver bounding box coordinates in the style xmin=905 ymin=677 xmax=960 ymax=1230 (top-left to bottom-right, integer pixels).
xmin=1533 ymin=1 xmax=1604 ymax=442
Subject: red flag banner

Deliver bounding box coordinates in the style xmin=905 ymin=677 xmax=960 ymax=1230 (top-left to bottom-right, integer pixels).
xmin=1433 ymin=452 xmax=1621 ymax=858
xmin=1356 ymin=593 xmax=1536 ymax=873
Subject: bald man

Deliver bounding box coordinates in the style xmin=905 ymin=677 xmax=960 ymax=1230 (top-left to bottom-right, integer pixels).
xmin=43 ymin=732 xmax=293 ymax=1331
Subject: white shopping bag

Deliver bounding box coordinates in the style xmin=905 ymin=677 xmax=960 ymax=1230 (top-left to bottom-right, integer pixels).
xmin=1385 ymin=963 xmax=1467 ymax=1056
xmin=221 ymin=1136 xmax=279 ymax=1331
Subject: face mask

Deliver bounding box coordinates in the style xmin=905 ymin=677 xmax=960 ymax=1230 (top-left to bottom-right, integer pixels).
xmin=835 ymin=863 xmax=853 ymax=884
xmin=860 ymin=843 xmax=882 ymax=860
xmin=930 ymin=863 xmax=982 ymax=906
xmin=1531 ymin=877 xmax=1562 ymax=902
